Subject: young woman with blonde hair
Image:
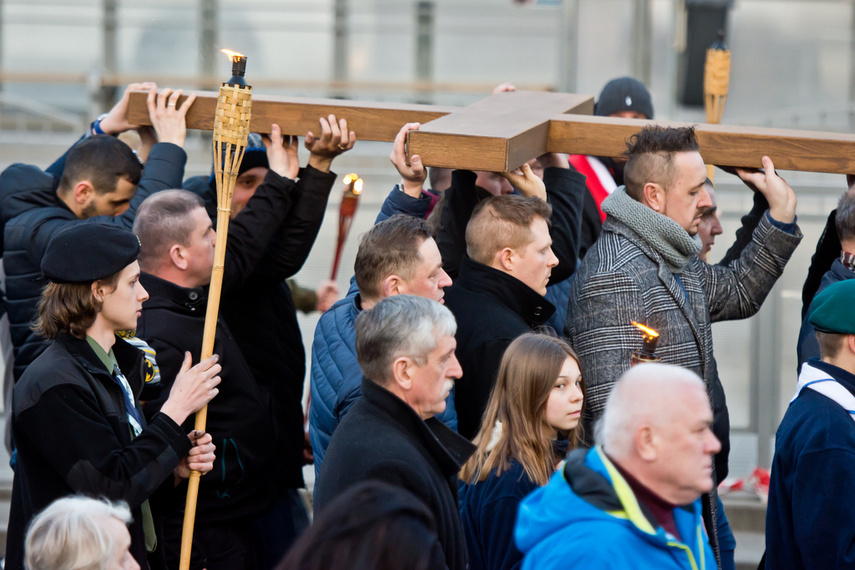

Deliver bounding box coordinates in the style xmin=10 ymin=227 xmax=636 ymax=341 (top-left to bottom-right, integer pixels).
xmin=459 ymin=332 xmax=584 ymax=570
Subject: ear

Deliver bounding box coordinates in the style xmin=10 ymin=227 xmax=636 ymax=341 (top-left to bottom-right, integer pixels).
xmin=642 ymin=182 xmax=666 ymax=213
xmin=495 ymin=247 xmax=515 ymax=272
xmin=635 ymin=425 xmax=658 ymax=462
xmin=382 ymin=275 xmax=403 ymax=298
xmin=168 ymin=244 xmax=188 ymax=271
xmin=74 ymin=181 xmax=95 ymax=205
xmin=848 ymin=334 xmax=855 ymax=356
xmin=91 ymin=280 xmax=105 ymax=303
xmin=391 ymin=356 xmax=414 ymax=391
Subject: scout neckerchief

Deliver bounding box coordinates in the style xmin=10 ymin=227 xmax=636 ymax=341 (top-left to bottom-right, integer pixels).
xmin=794 ymin=361 xmax=855 ymax=423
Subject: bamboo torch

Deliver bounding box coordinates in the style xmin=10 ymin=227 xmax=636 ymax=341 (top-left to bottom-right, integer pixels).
xmin=179 ymin=48 xmax=252 ymax=570
xmin=703 ymin=30 xmax=731 ymax=183
xmin=329 ymin=174 xmax=363 ymax=280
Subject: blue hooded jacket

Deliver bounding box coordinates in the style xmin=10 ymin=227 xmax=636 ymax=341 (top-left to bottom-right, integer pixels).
xmin=516 ymin=447 xmax=714 ymax=570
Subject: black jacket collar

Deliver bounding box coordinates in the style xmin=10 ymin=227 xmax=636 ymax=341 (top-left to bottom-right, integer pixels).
xmin=360 ymin=377 xmax=475 ymax=477
xmin=55 ymin=333 xmax=144 ymax=393
xmin=454 ymin=256 xmax=555 ymax=326
xmin=140 ymin=272 xmax=207 ymax=314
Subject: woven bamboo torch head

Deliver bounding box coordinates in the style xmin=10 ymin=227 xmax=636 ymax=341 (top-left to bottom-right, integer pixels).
xmin=704 ymin=30 xmax=731 ymax=125
xmin=213 ymin=49 xmax=253 ymax=212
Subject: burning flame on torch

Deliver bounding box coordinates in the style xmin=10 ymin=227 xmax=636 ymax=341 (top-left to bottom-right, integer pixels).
xmin=344 ymin=173 xmax=363 ymax=195
xmin=220 ymin=48 xmax=246 ymax=62
xmin=632 ymin=321 xmax=659 ymax=339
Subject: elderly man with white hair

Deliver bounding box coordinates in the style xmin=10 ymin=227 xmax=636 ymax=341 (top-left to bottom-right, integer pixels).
xmin=26 ymin=496 xmax=139 ymax=570
xmin=515 ymin=363 xmax=719 ymax=569
xmin=313 ymin=294 xmax=476 ymax=570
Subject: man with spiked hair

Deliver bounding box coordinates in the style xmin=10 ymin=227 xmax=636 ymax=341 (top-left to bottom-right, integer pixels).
xmin=567 ymin=125 xmax=802 ymax=565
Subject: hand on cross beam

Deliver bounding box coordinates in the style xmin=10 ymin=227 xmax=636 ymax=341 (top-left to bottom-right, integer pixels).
xmin=306 ymin=114 xmax=356 ymax=173
xmin=734 ymin=156 xmax=797 ymax=224
xmin=499 ymin=163 xmax=546 ymax=201
xmin=262 ymin=124 xmax=300 ymax=181
xmin=147 ymin=88 xmax=196 ymax=148
xmin=98 ymin=81 xmax=157 ymax=135
xmin=390 ymin=122 xmax=426 ymax=198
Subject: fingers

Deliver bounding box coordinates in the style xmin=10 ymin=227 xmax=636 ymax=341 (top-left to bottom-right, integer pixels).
xmin=176 ymin=92 xmax=196 ymax=114
xmin=390 ymin=123 xmax=420 ymax=166
xmin=179 ymin=351 xmax=193 ymax=375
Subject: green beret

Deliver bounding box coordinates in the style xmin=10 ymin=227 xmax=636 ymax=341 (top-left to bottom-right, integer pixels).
xmin=41 ymin=223 xmax=140 ymax=283
xmin=809 ymin=279 xmax=855 ymax=334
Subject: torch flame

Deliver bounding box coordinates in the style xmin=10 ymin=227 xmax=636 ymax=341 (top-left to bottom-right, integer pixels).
xmin=344 ymin=173 xmax=363 ymax=195
xmin=220 ymin=48 xmax=246 ymax=62
xmin=632 ymin=321 xmax=659 ymax=338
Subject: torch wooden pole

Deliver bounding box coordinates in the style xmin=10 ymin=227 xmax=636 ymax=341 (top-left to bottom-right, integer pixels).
xmin=179 ymin=80 xmax=251 ymax=570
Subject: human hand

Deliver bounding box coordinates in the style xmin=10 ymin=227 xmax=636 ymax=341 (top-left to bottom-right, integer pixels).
xmin=499 ymin=163 xmax=547 ymax=200
xmin=315 ymin=280 xmax=340 ymax=312
xmin=493 ymin=82 xmax=516 ymax=93
xmin=734 ymin=156 xmax=796 ymax=223
xmin=160 ymin=353 xmax=221 ymax=426
xmin=147 ymin=88 xmax=196 ymax=148
xmin=262 ymin=123 xmax=299 ymax=180
xmin=97 ymin=82 xmax=157 ymax=135
xmin=306 ymin=114 xmax=356 ymax=173
xmin=174 ymin=431 xmax=216 ymax=480
xmin=389 ymin=122 xmax=426 ymax=198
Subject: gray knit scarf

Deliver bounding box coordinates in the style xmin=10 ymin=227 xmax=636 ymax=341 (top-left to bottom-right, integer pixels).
xmin=601 ymin=186 xmax=702 ymax=273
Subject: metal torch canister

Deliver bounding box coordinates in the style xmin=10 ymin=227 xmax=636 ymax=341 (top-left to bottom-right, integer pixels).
xmin=631 ymin=321 xmax=661 ymax=366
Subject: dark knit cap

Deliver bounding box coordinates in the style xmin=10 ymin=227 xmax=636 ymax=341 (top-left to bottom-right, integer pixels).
xmin=595 ymin=77 xmax=654 ymax=120
xmin=41 ymin=223 xmax=140 ymax=283
xmin=810 ymin=279 xmax=855 ymax=334
xmin=238 ymin=133 xmax=269 ymax=176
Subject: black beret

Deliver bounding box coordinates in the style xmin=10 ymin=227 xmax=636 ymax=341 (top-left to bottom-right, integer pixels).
xmin=595 ymin=76 xmax=654 ymax=120
xmin=809 ymin=279 xmax=855 ymax=335
xmin=41 ymin=223 xmax=141 ymax=283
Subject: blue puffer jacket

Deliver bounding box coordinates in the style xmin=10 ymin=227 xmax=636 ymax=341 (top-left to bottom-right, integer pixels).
xmin=516 ymin=447 xmax=715 ymax=570
xmin=309 ymin=186 xmax=457 ymax=477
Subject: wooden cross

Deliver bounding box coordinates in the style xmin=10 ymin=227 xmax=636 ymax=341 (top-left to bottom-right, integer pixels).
xmin=128 ymin=90 xmax=855 ymax=175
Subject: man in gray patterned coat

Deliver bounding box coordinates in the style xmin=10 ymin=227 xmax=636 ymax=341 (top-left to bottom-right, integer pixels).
xmin=566 ymin=125 xmax=801 ymax=565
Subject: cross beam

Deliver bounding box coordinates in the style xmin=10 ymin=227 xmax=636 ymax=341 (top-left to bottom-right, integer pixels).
xmin=127 ymin=90 xmax=855 ymax=175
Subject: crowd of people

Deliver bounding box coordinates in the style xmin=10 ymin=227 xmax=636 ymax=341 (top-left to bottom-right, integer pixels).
xmin=0 ymin=75 xmax=846 ymax=570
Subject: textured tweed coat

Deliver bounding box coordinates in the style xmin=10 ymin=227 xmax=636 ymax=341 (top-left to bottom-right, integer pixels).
xmin=566 ymin=213 xmax=801 ymax=458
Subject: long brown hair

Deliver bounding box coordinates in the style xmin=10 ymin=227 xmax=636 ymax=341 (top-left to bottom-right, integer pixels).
xmin=33 ymin=272 xmax=121 ymax=340
xmin=460 ymin=333 xmax=585 ymax=487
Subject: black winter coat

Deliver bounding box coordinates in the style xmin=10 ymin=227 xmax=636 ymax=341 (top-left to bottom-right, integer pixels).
xmin=213 ymin=166 xmax=336 ymax=490
xmin=7 ymin=334 xmax=191 ymax=570
xmin=137 ymin=168 xmax=301 ymax=524
xmin=443 ymin=257 xmax=555 ymax=439
xmin=314 ymin=378 xmax=476 ymax=570
xmin=137 ymin=273 xmax=277 ymax=525
xmin=0 ymin=142 xmax=187 ymax=380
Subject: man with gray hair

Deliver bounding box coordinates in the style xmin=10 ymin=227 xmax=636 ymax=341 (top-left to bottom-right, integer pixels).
xmin=314 ymin=295 xmax=476 ymax=570
xmin=516 ymin=363 xmax=719 ymax=569
xmin=26 ymin=496 xmax=139 ymax=570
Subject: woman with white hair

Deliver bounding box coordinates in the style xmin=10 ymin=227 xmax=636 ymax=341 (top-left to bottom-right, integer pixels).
xmin=26 ymin=496 xmax=138 ymax=570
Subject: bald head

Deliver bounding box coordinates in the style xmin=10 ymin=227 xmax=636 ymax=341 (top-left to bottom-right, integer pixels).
xmin=597 ymin=364 xmax=720 ymax=505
